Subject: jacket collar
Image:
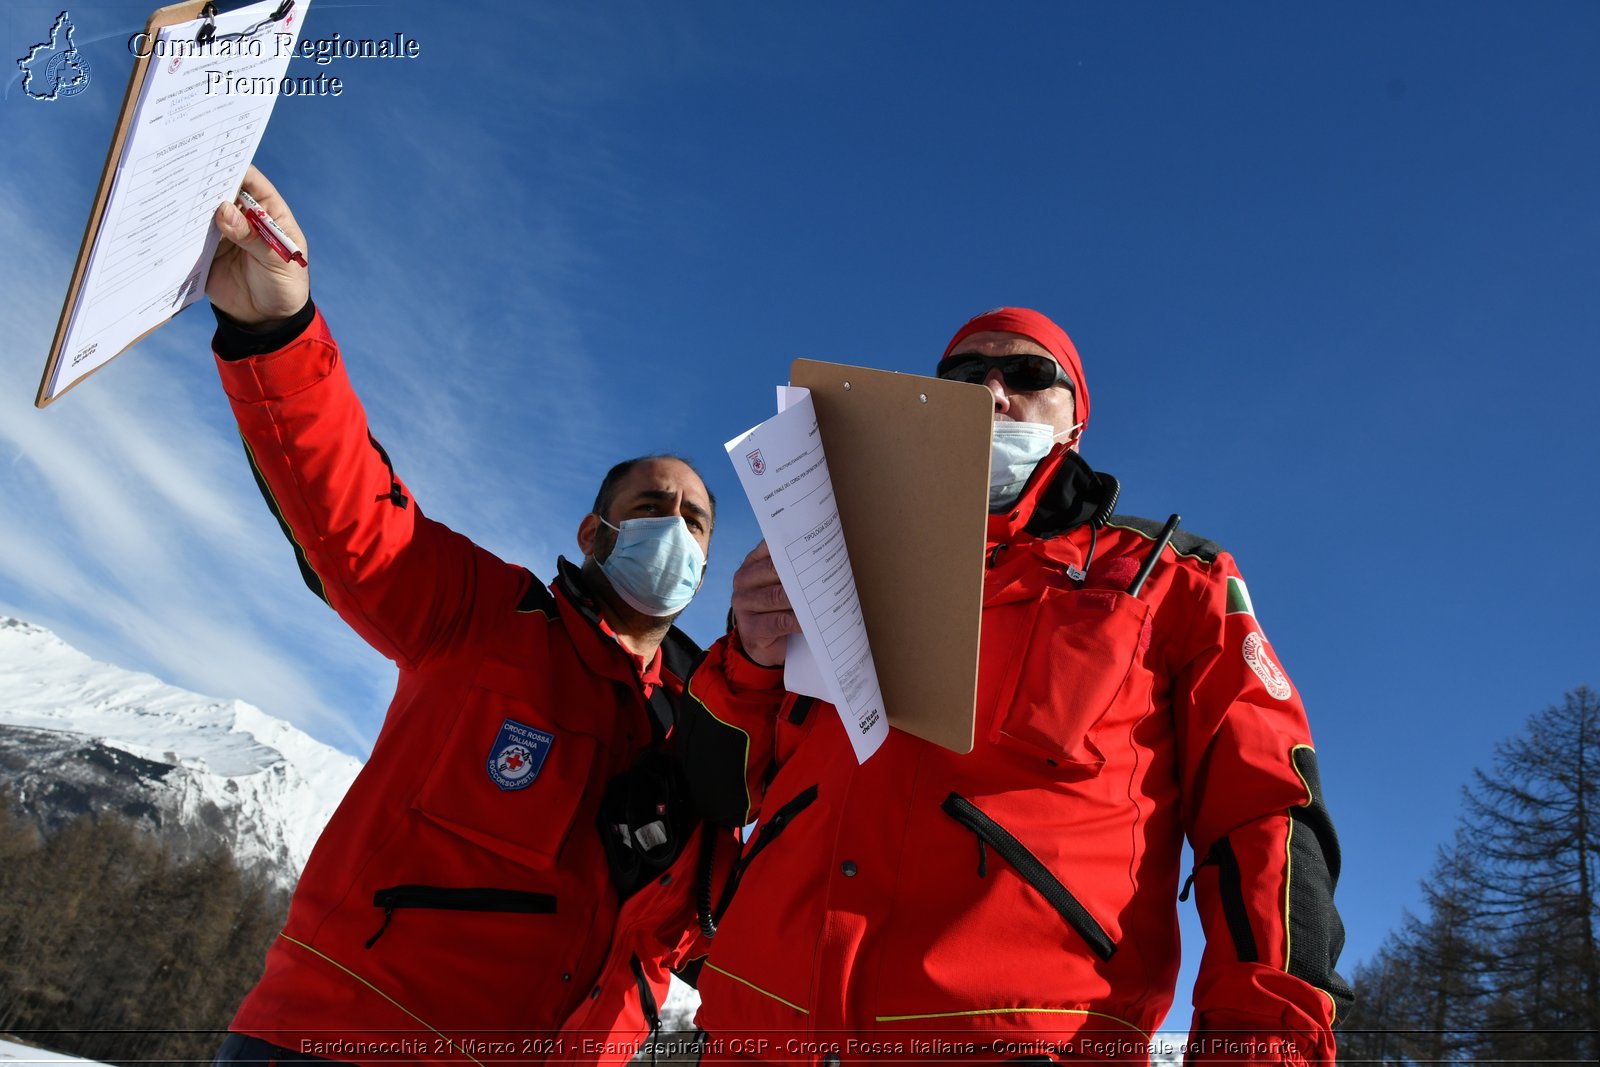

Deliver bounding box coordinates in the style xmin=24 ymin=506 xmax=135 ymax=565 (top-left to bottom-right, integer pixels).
xmin=553 ymin=557 xmax=702 ymax=685
xmin=987 ymin=446 xmax=1121 ymax=544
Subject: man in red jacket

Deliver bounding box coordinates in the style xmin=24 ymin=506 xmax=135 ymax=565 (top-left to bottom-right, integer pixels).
xmin=205 ymin=168 xmax=718 ymax=1066
xmin=680 ymin=307 xmax=1352 ymax=1064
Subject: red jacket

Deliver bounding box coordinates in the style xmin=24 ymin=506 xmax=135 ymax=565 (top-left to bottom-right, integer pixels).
xmin=680 ymin=447 xmax=1351 ymax=1065
xmin=214 ymin=308 xmax=707 ymax=1065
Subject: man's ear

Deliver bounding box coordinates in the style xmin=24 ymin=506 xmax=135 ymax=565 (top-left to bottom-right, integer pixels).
xmin=577 ymin=513 xmax=601 ymax=558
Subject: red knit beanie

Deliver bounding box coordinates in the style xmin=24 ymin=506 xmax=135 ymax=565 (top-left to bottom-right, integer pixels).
xmin=941 ymin=307 xmax=1089 ymax=430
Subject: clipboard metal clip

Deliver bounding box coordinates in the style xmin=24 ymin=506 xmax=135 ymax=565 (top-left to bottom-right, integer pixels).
xmin=196 ymin=0 xmax=295 ymax=46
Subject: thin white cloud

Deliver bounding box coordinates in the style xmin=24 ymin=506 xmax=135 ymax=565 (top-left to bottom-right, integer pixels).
xmin=0 ymin=3 xmax=717 ymax=757
xmin=0 ymin=166 xmax=383 ymax=753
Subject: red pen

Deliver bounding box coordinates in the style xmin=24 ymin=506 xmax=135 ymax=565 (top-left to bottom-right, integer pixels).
xmin=236 ymin=189 xmax=307 ymax=267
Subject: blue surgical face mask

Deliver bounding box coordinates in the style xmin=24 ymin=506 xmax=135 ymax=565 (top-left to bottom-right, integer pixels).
xmin=596 ymin=515 xmax=706 ymax=617
xmin=989 ymin=421 xmax=1082 ymax=511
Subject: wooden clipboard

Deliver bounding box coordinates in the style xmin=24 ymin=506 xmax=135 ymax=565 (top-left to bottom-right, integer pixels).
xmin=35 ymin=0 xmax=293 ymax=408
xmin=791 ymin=359 xmax=993 ymax=754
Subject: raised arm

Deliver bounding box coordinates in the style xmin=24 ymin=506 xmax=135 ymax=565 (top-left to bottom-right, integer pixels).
xmin=206 ymin=168 xmax=499 ymax=667
xmin=1174 ymin=553 xmax=1353 ymax=1064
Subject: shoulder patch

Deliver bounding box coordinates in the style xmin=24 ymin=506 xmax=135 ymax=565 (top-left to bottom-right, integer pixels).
xmin=1242 ymin=632 xmax=1292 ymax=700
xmin=1107 ymin=514 xmax=1221 ymax=563
xmin=1225 ymin=576 xmax=1255 ymax=617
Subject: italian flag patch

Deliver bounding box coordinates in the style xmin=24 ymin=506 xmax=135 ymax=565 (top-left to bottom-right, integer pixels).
xmin=1226 ymin=576 xmax=1256 ymax=618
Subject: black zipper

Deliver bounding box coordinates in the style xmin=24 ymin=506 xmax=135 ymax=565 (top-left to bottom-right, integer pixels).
xmin=942 ymin=793 xmax=1116 ymax=962
xmin=630 ymin=953 xmax=661 ymax=1033
xmin=1208 ymin=837 xmax=1259 ymax=962
xmin=367 ymin=433 xmax=409 ymax=509
xmin=366 ymin=885 xmax=556 ymax=948
xmin=713 ymin=784 xmax=819 ymax=923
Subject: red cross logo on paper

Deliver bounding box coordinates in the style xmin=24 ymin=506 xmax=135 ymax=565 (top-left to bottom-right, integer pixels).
xmin=746 ymin=449 xmax=766 ymax=476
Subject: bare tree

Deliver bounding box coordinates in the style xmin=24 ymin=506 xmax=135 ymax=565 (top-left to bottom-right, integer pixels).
xmin=1338 ymin=837 xmax=1494 ymax=1064
xmin=1341 ymin=687 xmax=1600 ymax=1064
xmin=1462 ymin=685 xmax=1600 ymax=1057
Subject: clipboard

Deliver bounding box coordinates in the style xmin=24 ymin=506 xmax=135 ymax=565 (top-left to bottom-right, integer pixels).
xmin=790 ymin=358 xmax=993 ymax=754
xmin=35 ymin=0 xmax=302 ymax=408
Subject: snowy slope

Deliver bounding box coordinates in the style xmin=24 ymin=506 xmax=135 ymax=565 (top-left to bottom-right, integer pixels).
xmin=0 ymin=616 xmax=360 ymax=883
xmin=0 ymin=1036 xmax=107 ymax=1063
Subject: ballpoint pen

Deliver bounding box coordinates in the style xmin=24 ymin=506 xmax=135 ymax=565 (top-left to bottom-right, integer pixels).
xmin=235 ymin=189 xmax=307 ymax=267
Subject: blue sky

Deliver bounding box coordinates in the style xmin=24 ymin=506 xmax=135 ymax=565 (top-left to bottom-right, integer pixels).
xmin=3 ymin=0 xmax=1597 ymax=1037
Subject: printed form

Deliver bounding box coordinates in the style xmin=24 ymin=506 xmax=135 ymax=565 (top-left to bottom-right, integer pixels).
xmin=726 ymin=388 xmax=888 ymax=763
xmin=45 ymin=0 xmax=310 ymax=400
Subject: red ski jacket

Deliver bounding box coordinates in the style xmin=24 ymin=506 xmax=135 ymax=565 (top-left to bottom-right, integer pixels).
xmin=213 ymin=307 xmax=708 ymax=1065
xmin=679 ymin=447 xmax=1351 ymax=1065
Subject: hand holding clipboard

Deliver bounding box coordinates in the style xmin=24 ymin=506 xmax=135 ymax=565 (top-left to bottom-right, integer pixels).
xmin=35 ymin=0 xmax=310 ymax=407
xmin=209 ymin=167 xmax=310 ymax=330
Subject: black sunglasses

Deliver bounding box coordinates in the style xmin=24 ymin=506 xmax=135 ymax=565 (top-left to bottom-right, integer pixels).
xmin=935 ymin=352 xmax=1073 ymax=393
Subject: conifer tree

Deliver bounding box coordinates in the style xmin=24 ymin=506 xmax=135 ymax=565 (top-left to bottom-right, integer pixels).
xmin=1462 ymin=685 xmax=1600 ymax=1056
xmin=1341 ymin=687 xmax=1600 ymax=1063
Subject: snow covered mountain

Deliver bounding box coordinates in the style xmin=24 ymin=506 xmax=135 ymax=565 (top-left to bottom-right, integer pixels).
xmin=0 ymin=616 xmax=361 ymax=887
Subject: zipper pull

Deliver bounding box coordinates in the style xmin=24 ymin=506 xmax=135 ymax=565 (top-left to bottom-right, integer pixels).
xmin=365 ymin=906 xmax=395 ymax=949
xmin=1179 ymin=849 xmax=1219 ymax=902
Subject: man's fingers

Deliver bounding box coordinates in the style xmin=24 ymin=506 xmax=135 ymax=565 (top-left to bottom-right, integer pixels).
xmin=729 ymin=542 xmax=796 ymax=664
xmin=239 ymin=165 xmax=308 ymax=247
xmin=207 ymin=168 xmax=311 ymax=325
xmin=212 ymin=199 xmax=292 ymax=275
xmin=214 ymin=201 xmax=251 ymax=244
xmin=731 ymin=546 xmax=785 ymax=601
xmin=732 ymin=573 xmax=790 ymax=611
xmin=734 ymin=604 xmax=799 ymax=667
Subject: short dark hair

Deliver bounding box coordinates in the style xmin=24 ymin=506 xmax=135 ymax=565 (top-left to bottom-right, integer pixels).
xmin=591 ymin=454 xmax=716 ymax=526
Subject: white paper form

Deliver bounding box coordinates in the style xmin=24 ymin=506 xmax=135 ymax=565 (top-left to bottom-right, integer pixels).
xmin=45 ymin=0 xmax=311 ymax=400
xmin=726 ymin=389 xmax=889 ymax=763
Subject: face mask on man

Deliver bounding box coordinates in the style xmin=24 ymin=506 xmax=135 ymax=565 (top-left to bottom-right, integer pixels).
xmin=596 ymin=516 xmax=706 ymax=617
xmin=989 ymin=421 xmax=1082 ymax=511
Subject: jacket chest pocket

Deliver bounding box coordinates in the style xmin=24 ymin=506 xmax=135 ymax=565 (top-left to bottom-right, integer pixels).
xmin=412 ymin=658 xmax=607 ymax=870
xmin=988 ymin=587 xmax=1152 ymax=772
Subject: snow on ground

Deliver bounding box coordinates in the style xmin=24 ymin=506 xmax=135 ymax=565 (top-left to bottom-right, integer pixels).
xmin=0 ymin=1038 xmax=108 ymax=1064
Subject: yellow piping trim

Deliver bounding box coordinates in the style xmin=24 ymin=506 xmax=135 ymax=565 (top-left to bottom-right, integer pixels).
xmin=875 ymin=1006 xmax=1147 ymax=1037
xmin=686 ymin=675 xmax=755 ymax=825
xmin=1283 ymin=817 xmax=1295 ymax=970
xmin=1288 ymin=744 xmax=1316 ymax=806
xmin=279 ymin=933 xmax=485 ymax=1066
xmin=1286 ymin=743 xmax=1342 ymax=1023
xmin=241 ymin=434 xmax=328 ymax=597
xmin=521 ymin=585 xmax=560 ymax=617
xmin=1103 ymin=520 xmax=1214 ymax=567
xmin=1285 ymin=744 xmax=1317 ymax=976
xmin=702 ymin=961 xmax=810 ymax=1015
